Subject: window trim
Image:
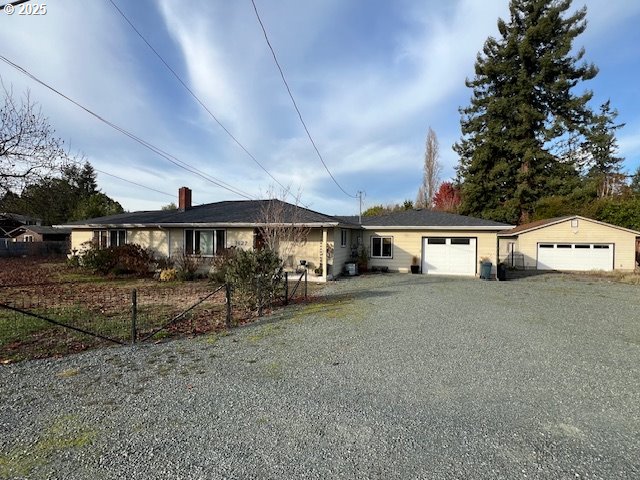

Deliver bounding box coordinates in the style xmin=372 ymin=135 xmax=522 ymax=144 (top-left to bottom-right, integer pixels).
xmin=94 ymin=229 xmax=127 ymax=249
xmin=370 ymin=236 xmax=393 ymax=259
xmin=184 ymin=228 xmax=226 ymax=256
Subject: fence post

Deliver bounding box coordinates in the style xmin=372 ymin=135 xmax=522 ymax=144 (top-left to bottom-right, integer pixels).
xmin=284 ymin=271 xmax=289 ymax=305
xmin=304 ymin=269 xmax=308 ymax=300
xmin=256 ymin=277 xmax=263 ymax=316
xmin=225 ymin=283 xmax=232 ymax=328
xmin=131 ymin=289 xmax=137 ymax=344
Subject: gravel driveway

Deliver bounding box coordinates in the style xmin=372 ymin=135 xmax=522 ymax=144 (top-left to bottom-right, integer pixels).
xmin=1 ymin=273 xmax=639 ymax=479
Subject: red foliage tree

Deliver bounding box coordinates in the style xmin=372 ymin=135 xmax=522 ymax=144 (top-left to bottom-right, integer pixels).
xmin=433 ymin=182 xmax=461 ymax=212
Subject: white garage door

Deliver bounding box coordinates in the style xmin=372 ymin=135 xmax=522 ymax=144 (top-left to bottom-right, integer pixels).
xmin=537 ymin=243 xmax=613 ymax=271
xmin=423 ymin=237 xmax=476 ymax=276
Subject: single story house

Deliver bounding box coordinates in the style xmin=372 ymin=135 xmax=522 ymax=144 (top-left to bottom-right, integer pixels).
xmin=0 ymin=213 xmax=42 ymax=238
xmin=59 ymin=187 xmax=514 ymax=279
xmin=58 ymin=187 xmax=638 ymax=278
xmin=7 ymin=225 xmax=71 ymax=243
xmin=498 ymin=215 xmax=640 ymax=271
xmin=60 ymin=188 xmax=360 ymax=280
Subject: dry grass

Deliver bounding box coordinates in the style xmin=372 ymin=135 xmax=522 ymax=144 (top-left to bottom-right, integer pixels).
xmin=566 ymin=270 xmax=640 ymax=285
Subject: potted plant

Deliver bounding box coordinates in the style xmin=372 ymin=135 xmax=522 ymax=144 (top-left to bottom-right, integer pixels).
xmin=410 ymin=256 xmax=420 ymax=274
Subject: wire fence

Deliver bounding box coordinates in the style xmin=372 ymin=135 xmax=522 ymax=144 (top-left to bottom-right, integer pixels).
xmin=0 ymin=273 xmax=308 ymax=362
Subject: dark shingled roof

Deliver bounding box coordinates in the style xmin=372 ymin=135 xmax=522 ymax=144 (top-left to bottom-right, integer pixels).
xmin=498 ymin=216 xmax=572 ymax=235
xmin=357 ymin=209 xmax=513 ymax=228
xmin=22 ymin=226 xmax=71 ymax=235
xmin=61 ymin=200 xmax=357 ymax=227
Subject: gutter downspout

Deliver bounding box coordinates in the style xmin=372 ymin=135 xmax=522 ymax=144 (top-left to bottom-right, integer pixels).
xmin=322 ymin=228 xmax=328 ymax=282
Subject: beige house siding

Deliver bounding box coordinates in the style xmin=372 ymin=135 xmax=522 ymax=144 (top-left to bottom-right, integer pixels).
xmin=363 ymin=230 xmax=499 ymax=275
xmin=71 ymin=230 xmax=94 ymax=252
xmin=279 ymin=228 xmax=324 ymax=272
xmin=15 ymin=232 xmax=44 ymax=242
xmin=331 ymin=227 xmax=354 ymax=276
xmin=500 ymin=218 xmax=638 ymax=271
xmin=226 ymin=228 xmax=255 ymax=251
xmin=128 ymin=229 xmax=170 ymax=257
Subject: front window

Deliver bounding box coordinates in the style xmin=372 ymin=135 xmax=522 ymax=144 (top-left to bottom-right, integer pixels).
xmin=340 ymin=229 xmax=348 ymax=247
xmin=185 ymin=229 xmax=226 ymax=256
xmin=94 ymin=230 xmax=126 ymax=249
xmin=371 ymin=236 xmax=392 ymax=258
xmin=23 ymin=235 xmax=33 ymax=242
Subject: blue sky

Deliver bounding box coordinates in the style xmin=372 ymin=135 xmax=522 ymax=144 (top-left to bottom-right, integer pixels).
xmin=1 ymin=0 xmax=639 ymax=215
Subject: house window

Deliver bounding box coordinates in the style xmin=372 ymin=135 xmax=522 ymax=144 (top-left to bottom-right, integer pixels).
xmin=340 ymin=229 xmax=348 ymax=247
xmin=23 ymin=235 xmax=33 ymax=242
xmin=185 ymin=229 xmax=226 ymax=256
xmin=94 ymin=230 xmax=126 ymax=248
xmin=371 ymin=236 xmax=392 ymax=258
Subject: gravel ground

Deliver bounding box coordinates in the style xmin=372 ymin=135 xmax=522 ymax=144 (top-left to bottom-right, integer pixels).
xmin=1 ymin=273 xmax=639 ymax=479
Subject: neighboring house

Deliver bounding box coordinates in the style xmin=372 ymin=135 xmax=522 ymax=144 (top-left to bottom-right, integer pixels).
xmin=59 ymin=188 xmax=360 ymax=280
xmin=498 ymin=215 xmax=640 ymax=271
xmin=0 ymin=213 xmax=42 ymax=238
xmin=344 ymin=210 xmax=513 ymax=276
xmin=8 ymin=225 xmax=71 ymax=243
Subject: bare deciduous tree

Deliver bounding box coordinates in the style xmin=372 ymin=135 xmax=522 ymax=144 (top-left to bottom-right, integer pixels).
xmin=1 ymin=82 xmax=67 ymax=195
xmin=416 ymin=127 xmax=442 ymax=209
xmin=257 ymin=187 xmax=311 ymax=268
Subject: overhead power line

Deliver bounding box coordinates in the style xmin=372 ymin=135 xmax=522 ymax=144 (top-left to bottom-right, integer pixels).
xmin=68 ymin=160 xmax=176 ymax=199
xmin=250 ymin=0 xmax=357 ymax=199
xmin=0 ymin=54 xmax=257 ymax=201
xmin=107 ymin=0 xmax=300 ymax=204
xmin=0 ymin=1 xmax=31 ymax=10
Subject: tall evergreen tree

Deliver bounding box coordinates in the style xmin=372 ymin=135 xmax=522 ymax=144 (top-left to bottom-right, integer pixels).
xmin=455 ymin=0 xmax=598 ymax=223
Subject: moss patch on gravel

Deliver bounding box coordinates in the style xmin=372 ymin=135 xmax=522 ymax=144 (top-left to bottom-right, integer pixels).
xmin=0 ymin=415 xmax=96 ymax=478
xmin=289 ymin=295 xmax=363 ymax=322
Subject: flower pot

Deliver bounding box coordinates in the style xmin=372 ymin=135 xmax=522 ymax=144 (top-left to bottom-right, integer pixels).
xmin=410 ymin=265 xmax=420 ymax=274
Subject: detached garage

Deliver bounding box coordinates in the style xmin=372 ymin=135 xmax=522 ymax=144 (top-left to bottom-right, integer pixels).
xmin=499 ymin=216 xmax=640 ymax=272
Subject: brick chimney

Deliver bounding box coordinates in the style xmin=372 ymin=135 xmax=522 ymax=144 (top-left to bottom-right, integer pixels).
xmin=178 ymin=187 xmax=192 ymax=210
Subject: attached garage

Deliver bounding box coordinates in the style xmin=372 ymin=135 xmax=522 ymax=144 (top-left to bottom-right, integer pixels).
xmin=359 ymin=210 xmax=512 ymax=276
xmin=423 ymin=237 xmax=476 ymax=275
xmin=499 ymin=216 xmax=640 ymax=272
xmin=537 ymin=243 xmax=613 ymax=271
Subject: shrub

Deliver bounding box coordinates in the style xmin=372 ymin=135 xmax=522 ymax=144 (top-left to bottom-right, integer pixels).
xmin=211 ymin=248 xmax=284 ymax=311
xmin=173 ymin=249 xmax=200 ymax=281
xmin=77 ymin=244 xmax=155 ymax=276
xmin=159 ymin=268 xmax=178 ymax=282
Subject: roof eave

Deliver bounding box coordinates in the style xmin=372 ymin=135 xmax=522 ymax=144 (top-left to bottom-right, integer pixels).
xmin=363 ymin=225 xmax=514 ymax=231
xmin=59 ymin=222 xmax=341 ymax=229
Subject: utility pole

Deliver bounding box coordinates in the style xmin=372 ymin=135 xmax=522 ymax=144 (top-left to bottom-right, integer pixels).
xmin=357 ymin=191 xmax=363 ymax=225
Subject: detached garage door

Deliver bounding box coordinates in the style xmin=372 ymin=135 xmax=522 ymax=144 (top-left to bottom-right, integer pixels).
xmin=423 ymin=237 xmax=476 ymax=276
xmin=537 ymin=243 xmax=613 ymax=271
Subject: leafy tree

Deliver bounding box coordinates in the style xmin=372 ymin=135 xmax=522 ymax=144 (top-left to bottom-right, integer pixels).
xmin=362 ymin=205 xmax=386 ymax=217
xmin=433 ymin=182 xmax=461 ymax=212
xmin=1 ymin=83 xmax=68 ymax=195
xmin=362 ymin=201 xmax=414 ymax=216
xmin=161 ymin=202 xmax=177 ymax=211
xmin=416 ymin=127 xmax=441 ymax=209
xmin=70 ymin=192 xmax=123 ymax=221
xmin=7 ymin=160 xmax=122 ymax=223
xmin=455 ymin=0 xmax=598 ymax=224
